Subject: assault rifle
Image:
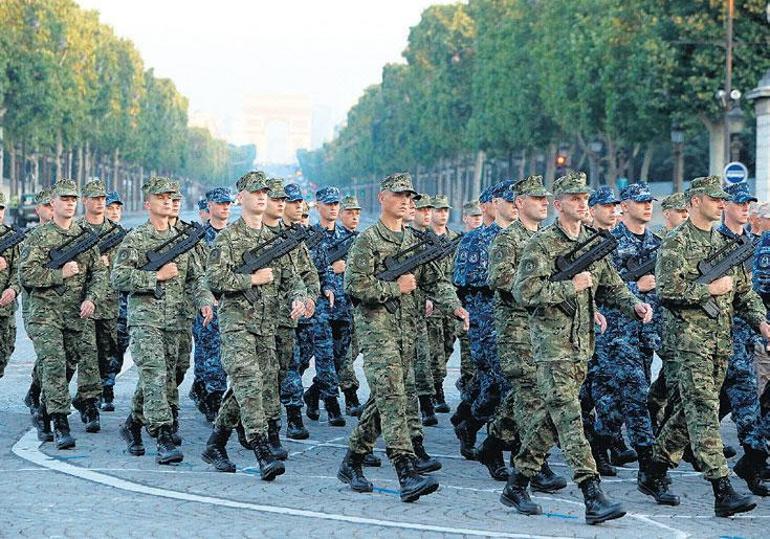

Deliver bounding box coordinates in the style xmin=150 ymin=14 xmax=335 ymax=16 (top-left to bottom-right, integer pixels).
xmin=234 ymin=224 xmax=314 ymax=304
xmin=304 ymin=226 xmax=325 ymax=250
xmin=375 ymin=231 xmax=462 ymax=314
xmin=696 ymin=232 xmax=759 ymax=319
xmin=549 ymin=229 xmax=619 ymax=317
xmin=326 ymin=231 xmax=358 ymax=263
xmin=621 ymin=246 xmax=659 ymax=284
xmin=0 ymin=225 xmax=27 ymax=256
xmin=98 ymin=222 xmax=130 ymax=255
xmin=44 ymin=228 xmax=101 ymax=295
xmin=141 ymin=221 xmax=206 ymax=299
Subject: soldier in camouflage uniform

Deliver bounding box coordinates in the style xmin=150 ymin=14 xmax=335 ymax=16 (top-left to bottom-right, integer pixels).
xmin=504 ymin=172 xmax=652 ymax=524
xmin=190 ymin=187 xmax=233 ymax=421
xmin=113 ymin=176 xmax=213 ymax=465
xmin=480 ymin=176 xmax=567 ymax=493
xmin=752 ymin=204 xmax=770 ymax=418
xmin=0 ymin=192 xmax=21 ymax=379
xmin=200 ymin=171 xmax=308 ymax=480
xmin=19 ymin=179 xmax=108 ymax=450
xmin=650 ymin=176 xmax=770 ymax=517
xmin=337 ymin=172 xmax=469 ymax=502
xmin=294 ymin=200 xmax=317 ymax=381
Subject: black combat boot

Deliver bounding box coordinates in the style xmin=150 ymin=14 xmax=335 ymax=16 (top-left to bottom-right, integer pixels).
xmin=343 ymin=388 xmax=363 ymax=417
xmin=363 ymin=451 xmax=382 ymax=467
xmin=100 ymin=385 xmax=115 ymax=412
xmin=433 ymin=382 xmax=450 ymax=413
xmin=324 ymin=396 xmax=346 ymax=427
xmin=267 ymin=418 xmax=288 ymax=460
xmin=500 ymin=469 xmax=543 ymax=515
xmin=303 ymin=384 xmax=320 ymax=420
xmin=189 ymin=379 xmax=205 ymax=411
xmin=235 ymin=422 xmax=251 ymax=449
xmin=201 ymin=426 xmax=236 ymax=473
xmin=723 ymin=444 xmax=737 ymax=458
xmin=253 ymin=433 xmax=285 ymax=481
xmin=411 ymin=435 xmax=442 ymax=473
xmin=450 ymin=399 xmax=471 ymax=427
xmin=24 ymin=382 xmax=41 ymax=414
xmin=156 ymin=425 xmax=183 ymax=464
xmin=170 ymin=407 xmax=182 ymax=446
xmin=711 ymin=476 xmax=757 ymax=517
xmin=477 ymin=434 xmax=508 ymax=481
xmin=454 ymin=415 xmax=483 ymax=461
xmin=204 ymin=391 xmax=223 ymax=423
xmin=636 ymin=446 xmax=680 ymax=505
xmin=390 ymin=450 xmax=439 ymax=502
xmin=285 ymin=406 xmax=309 ymax=440
xmin=590 ymin=436 xmax=617 ymax=477
xmin=580 ymin=476 xmax=626 ymax=525
xmin=33 ymin=404 xmax=54 ymax=442
xmin=531 ymin=458 xmax=568 ymax=493
xmin=419 ymin=395 xmax=438 ymax=427
xmin=337 ymin=450 xmax=374 ymax=492
xmin=119 ymin=413 xmax=145 ymax=456
xmin=51 ymin=413 xmax=76 ymax=450
xmin=73 ymin=397 xmax=101 ymax=433
xmin=734 ymin=445 xmax=770 ymax=497
xmin=609 ymin=435 xmax=637 ymax=466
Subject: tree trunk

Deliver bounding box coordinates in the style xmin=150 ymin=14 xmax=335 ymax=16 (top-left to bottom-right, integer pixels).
xmin=639 ymin=142 xmax=654 ymax=181
xmin=55 ymin=129 xmax=63 ymax=180
xmin=605 ymin=137 xmax=617 ymax=190
xmin=113 ymin=148 xmax=120 ymax=191
xmin=9 ymin=144 xmax=16 ymax=198
xmin=84 ymin=141 xmax=91 ymax=180
xmin=472 ymin=150 xmax=485 ymax=200
xmin=545 ymin=143 xmax=557 ymax=187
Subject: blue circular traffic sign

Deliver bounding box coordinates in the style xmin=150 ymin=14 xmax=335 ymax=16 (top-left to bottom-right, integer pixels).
xmin=724 ymin=161 xmax=748 ymax=184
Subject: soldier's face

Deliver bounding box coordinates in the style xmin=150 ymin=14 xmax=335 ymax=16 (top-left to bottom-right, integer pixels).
xmin=198 ymin=209 xmax=210 ymax=222
xmin=495 ymin=199 xmax=518 ymax=222
xmin=318 ymin=201 xmax=339 ymax=222
xmin=208 ymin=201 xmax=231 ymax=221
xmin=725 ymin=200 xmax=750 ymax=225
xmin=694 ymin=195 xmax=725 ymax=222
xmin=284 ymin=200 xmax=304 ymax=223
xmin=380 ymin=191 xmax=410 ymax=219
xmin=518 ymin=195 xmax=549 ymax=223
xmin=622 ymin=200 xmax=653 ymax=224
xmin=663 ymin=208 xmax=688 ymax=228
xmin=341 ymin=208 xmax=360 ymax=230
xmin=106 ymin=203 xmax=123 ymax=223
xmin=239 ymin=189 xmax=268 ymax=215
xmin=415 ymin=207 xmax=432 ymax=227
xmin=36 ymin=204 xmax=53 ymax=223
xmin=481 ymin=201 xmax=497 ymax=220
xmin=557 ymin=194 xmax=589 ymax=223
xmin=463 ymin=214 xmax=482 ymax=230
xmin=432 ymin=208 xmax=449 ymax=226
xmin=405 ymin=197 xmax=416 ymax=222
xmin=589 ymin=203 xmax=618 ymax=229
xmin=266 ymin=197 xmax=286 ymax=219
xmin=84 ymin=196 xmax=106 ymax=218
xmin=52 ymin=196 xmax=78 ymax=219
xmin=300 ymin=214 xmax=310 ymax=226
xmin=0 ymin=207 xmax=5 ymax=222
xmin=170 ymin=198 xmax=181 ymax=217
xmin=145 ymin=193 xmax=173 ymax=217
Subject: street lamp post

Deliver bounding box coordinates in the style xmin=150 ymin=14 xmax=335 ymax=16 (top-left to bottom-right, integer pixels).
xmin=671 ymin=123 xmax=685 ymax=192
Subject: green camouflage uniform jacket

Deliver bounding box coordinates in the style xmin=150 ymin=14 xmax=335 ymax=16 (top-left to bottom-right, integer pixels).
xmin=0 ymin=223 xmax=22 ymax=318
xmin=513 ymin=221 xmax=640 ymax=362
xmin=77 ymin=217 xmax=120 ymax=320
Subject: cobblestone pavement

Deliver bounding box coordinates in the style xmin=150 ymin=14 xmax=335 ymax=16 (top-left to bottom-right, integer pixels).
xmin=1 ymin=308 xmax=768 ymax=539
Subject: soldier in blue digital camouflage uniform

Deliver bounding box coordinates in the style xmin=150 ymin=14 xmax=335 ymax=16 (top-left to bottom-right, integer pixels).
xmin=305 ymin=186 xmax=350 ymax=426
xmin=752 ymin=204 xmax=770 ymax=420
xmin=295 ymin=200 xmax=319 ymax=380
xmin=591 ymin=182 xmax=663 ymax=490
xmin=190 ymin=187 xmax=233 ymax=421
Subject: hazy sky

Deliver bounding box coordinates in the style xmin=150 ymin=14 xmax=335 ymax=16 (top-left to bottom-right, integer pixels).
xmin=77 ymin=0 xmax=443 ymax=146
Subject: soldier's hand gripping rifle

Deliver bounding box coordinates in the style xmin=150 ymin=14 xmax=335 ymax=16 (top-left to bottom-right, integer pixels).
xmin=696 ymin=232 xmax=759 ymax=319
xmin=621 ymin=246 xmax=659 ymax=284
xmin=98 ymin=222 xmax=130 ymax=255
xmin=326 ymin=231 xmax=359 ymax=263
xmin=44 ymin=228 xmax=101 ymax=295
xmin=549 ymin=229 xmax=619 ymax=317
xmin=140 ymin=221 xmax=206 ymax=299
xmin=234 ymin=224 xmax=312 ymax=304
xmin=0 ymin=225 xmax=27 ymax=292
xmin=375 ymin=232 xmax=462 ymax=314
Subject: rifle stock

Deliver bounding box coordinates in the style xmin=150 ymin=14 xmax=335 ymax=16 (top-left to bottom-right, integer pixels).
xmin=140 ymin=221 xmax=206 ymax=299
xmin=695 ymin=233 xmax=758 ymax=319
xmin=44 ymin=229 xmax=101 ymax=295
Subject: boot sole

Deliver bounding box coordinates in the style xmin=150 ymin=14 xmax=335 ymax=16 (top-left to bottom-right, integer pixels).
xmin=287 ymin=430 xmax=310 ymax=440
xmin=157 ymin=452 xmax=184 ymax=465
xmin=716 ymin=501 xmax=757 ymax=517
xmin=499 ymin=492 xmax=543 ymax=515
xmin=637 ymin=484 xmax=680 ymax=506
xmin=415 ymin=462 xmax=443 ymax=474
xmin=328 ymin=419 xmax=346 ymax=427
xmin=337 ymin=471 xmax=374 ymax=493
xmin=201 ymin=452 xmax=236 ymax=473
xmin=531 ymin=480 xmax=568 ymax=493
xmin=85 ymin=423 xmax=101 ymax=433
xmin=422 ymin=417 xmax=438 ymax=427
xmin=119 ymin=426 xmax=146 ymax=456
xmin=37 ymin=432 xmax=54 ymax=442
xmin=434 ymin=405 xmax=450 ymax=413
xmin=270 ymin=449 xmax=289 ymax=461
xmin=55 ymin=439 xmax=76 ymax=450
xmin=586 ymin=508 xmax=626 ymax=525
xmin=401 ymin=480 xmax=439 ymax=503
xmin=261 ymin=463 xmax=285 ymax=481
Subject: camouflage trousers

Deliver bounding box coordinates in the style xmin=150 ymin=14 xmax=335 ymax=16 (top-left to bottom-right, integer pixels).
xmin=28 ymin=318 xmax=101 ymax=415
xmin=192 ymin=308 xmax=227 ymax=395
xmin=277 ymin=325 xmax=304 ymax=409
xmin=467 ymin=293 xmax=504 ymax=423
xmin=170 ymin=326 xmax=193 ymax=410
xmin=427 ymin=313 xmax=456 ymax=389
xmin=215 ymin=330 xmax=277 ymax=444
xmin=455 ymin=331 xmax=474 ymax=397
xmin=130 ymin=326 xmax=179 ymax=435
xmin=0 ymin=314 xmax=16 ymax=378
xmin=348 ymin=313 xmax=421 ymax=458
xmin=295 ymin=321 xmax=314 ymax=376
xmin=653 ymin=350 xmax=730 ymax=480
xmin=312 ymin=307 xmax=354 ymax=398
xmin=517 ymin=359 xmax=598 ymax=484
xmin=94 ymin=318 xmax=119 ymax=389
xmin=413 ymin=315 xmax=435 ymax=397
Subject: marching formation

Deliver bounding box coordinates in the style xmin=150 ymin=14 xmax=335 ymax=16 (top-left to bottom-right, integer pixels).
xmin=3 ymin=169 xmax=770 ymax=525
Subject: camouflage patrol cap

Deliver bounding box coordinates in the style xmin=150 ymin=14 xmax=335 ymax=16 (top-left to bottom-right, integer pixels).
xmin=142 ymin=176 xmax=177 ymax=196
xmin=52 ymin=179 xmax=79 ymax=198
xmin=552 ymin=171 xmax=590 ymax=196
xmin=316 ymin=185 xmax=341 ymax=203
xmin=379 ymin=172 xmax=417 ymax=196
xmin=301 ymin=200 xmax=311 ymax=215
xmin=755 ymin=202 xmax=770 ymax=219
xmin=514 ymin=175 xmax=551 ymax=197
xmin=236 ymin=171 xmax=269 ymax=193
xmin=661 ymin=192 xmax=686 ymax=211
xmin=197 ymin=198 xmax=209 ymax=211
xmin=341 ymin=194 xmax=361 ymax=210
xmin=0 ymin=192 xmax=5 ymax=208
xmin=106 ymin=191 xmax=123 ymax=206
xmin=414 ymin=193 xmax=434 ymax=209
xmin=588 ymin=186 xmax=620 ymax=207
xmin=206 ymin=186 xmax=235 ymax=204
xmin=284 ymin=183 xmax=304 ymax=202
xmin=462 ymin=201 xmax=482 ymax=216
xmin=169 ymin=181 xmax=182 ymax=200
xmin=36 ymin=187 xmax=52 ymax=205
xmin=620 ymin=181 xmax=657 ymax=203
xmin=432 ymin=194 xmax=452 ymax=209
xmin=686 ymin=176 xmax=730 ymax=200
xmin=725 ymin=182 xmax=757 ymax=204
xmin=267 ymin=178 xmax=288 ymax=199
xmin=83 ymin=178 xmax=107 ymax=198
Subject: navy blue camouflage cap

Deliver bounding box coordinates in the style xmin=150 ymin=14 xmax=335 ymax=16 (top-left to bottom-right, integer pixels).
xmin=725 ymin=182 xmax=757 ymax=204
xmin=491 ymin=179 xmax=516 ymax=201
xmin=316 ymin=185 xmax=341 ymax=204
xmin=206 ymin=186 xmax=235 ymax=204
xmin=620 ymin=181 xmax=657 ymax=203
xmin=589 ymin=186 xmax=620 ymax=207
xmin=479 ymin=185 xmax=495 ymax=203
xmin=284 ymin=183 xmax=304 ymax=202
xmin=197 ymin=198 xmax=209 ymax=211
xmin=105 ymin=191 xmax=123 ymax=206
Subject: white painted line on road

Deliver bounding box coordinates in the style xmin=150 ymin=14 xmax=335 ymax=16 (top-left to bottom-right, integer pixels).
xmin=12 ymin=429 xmax=574 ymax=539
xmin=287 ymin=436 xmax=347 ymax=458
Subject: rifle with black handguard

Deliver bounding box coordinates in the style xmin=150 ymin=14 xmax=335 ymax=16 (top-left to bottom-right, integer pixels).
xmin=621 ymin=246 xmax=659 ymax=284
xmin=233 ymin=224 xmax=313 ymax=304
xmin=0 ymin=225 xmax=27 ymax=293
xmin=304 ymin=226 xmax=325 ymax=250
xmin=326 ymin=231 xmax=358 ymax=263
xmin=549 ymin=228 xmax=619 ymax=317
xmin=375 ymin=231 xmax=458 ymax=314
xmin=140 ymin=220 xmax=206 ymax=299
xmin=44 ymin=228 xmax=101 ymax=295
xmin=695 ymin=232 xmax=759 ymax=319
xmin=98 ymin=222 xmax=130 ymax=255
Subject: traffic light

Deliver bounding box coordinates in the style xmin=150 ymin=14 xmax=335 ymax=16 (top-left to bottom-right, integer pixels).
xmin=555 ymin=154 xmax=568 ymax=167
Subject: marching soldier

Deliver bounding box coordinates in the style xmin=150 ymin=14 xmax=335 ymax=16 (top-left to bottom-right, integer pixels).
xmin=0 ymin=192 xmax=21 ymax=379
